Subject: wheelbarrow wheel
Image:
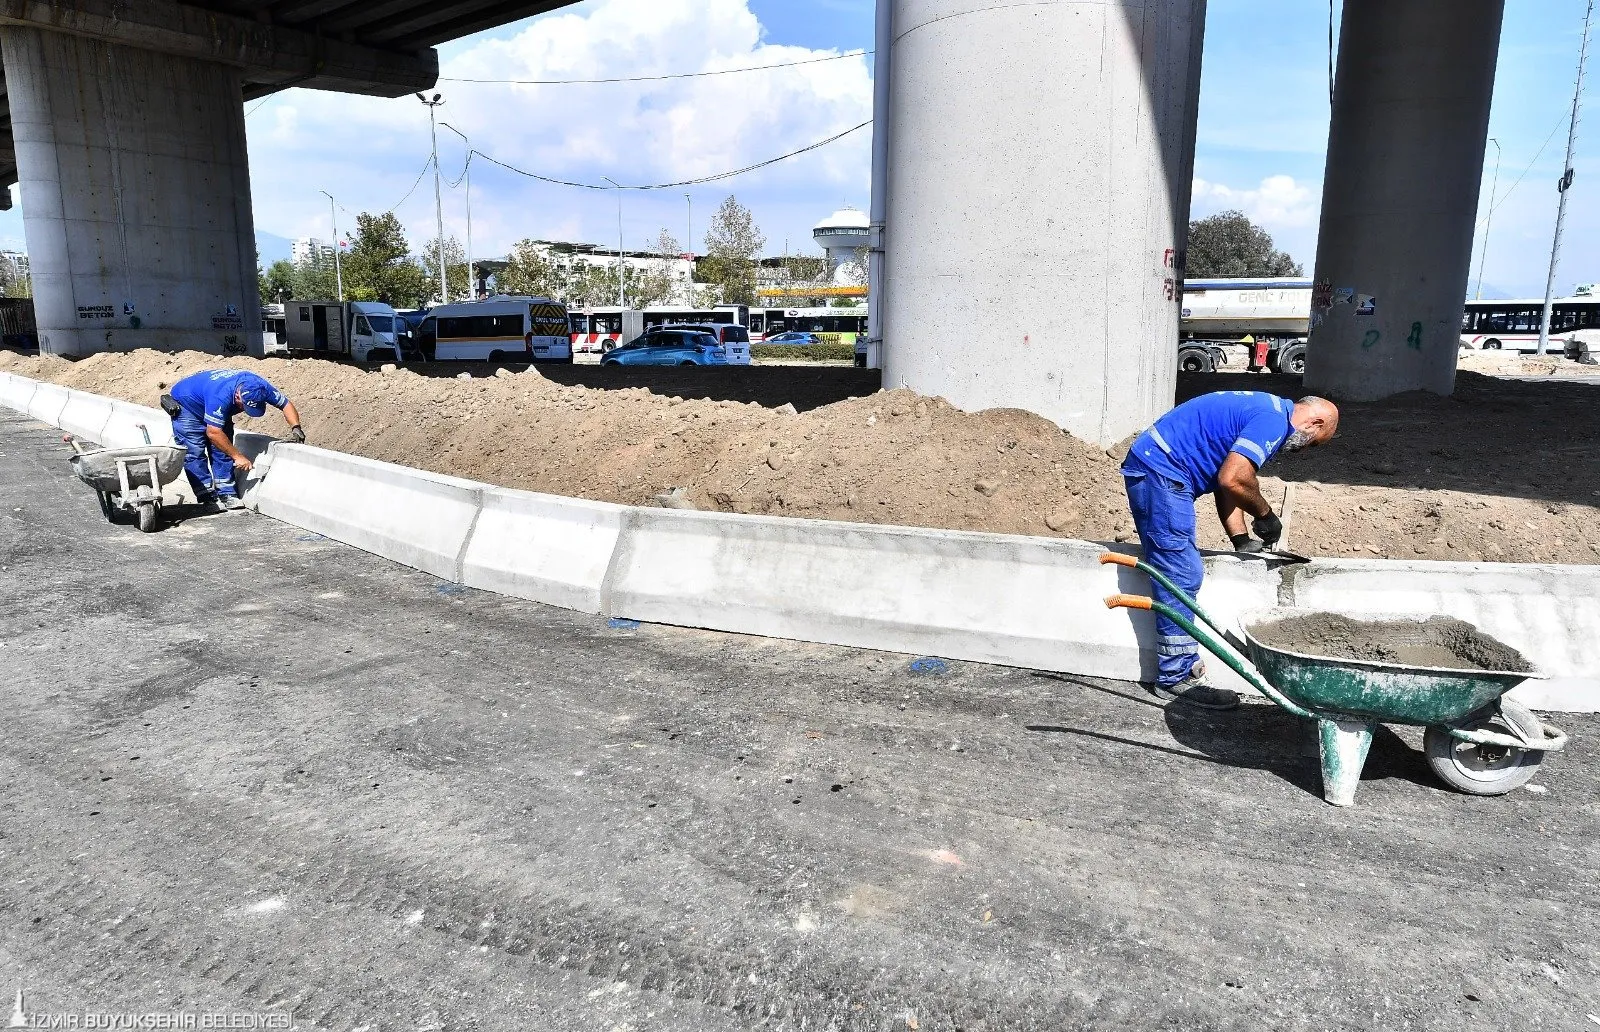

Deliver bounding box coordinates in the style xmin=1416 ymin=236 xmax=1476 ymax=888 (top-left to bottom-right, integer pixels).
xmin=136 ymin=501 xmax=159 ymax=533
xmin=1424 ymin=699 xmax=1545 ymax=796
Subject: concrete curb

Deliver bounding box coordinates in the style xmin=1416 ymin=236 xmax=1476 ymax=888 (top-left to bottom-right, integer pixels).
xmin=2 ymin=372 xmax=1595 ymax=712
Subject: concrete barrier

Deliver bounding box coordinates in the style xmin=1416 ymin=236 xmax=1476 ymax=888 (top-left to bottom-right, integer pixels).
xmin=0 ymin=372 xmax=31 ymax=414
xmin=26 ymin=382 xmax=71 ymax=426
xmin=461 ymin=487 xmax=625 ymax=614
xmin=57 ymin=390 xmax=114 ymax=442
xmin=1283 ymin=560 xmax=1600 ymax=712
xmin=250 ymin=444 xmax=482 ymax=581
xmin=603 ymin=508 xmax=1280 ymax=684
xmin=99 ymin=401 xmax=176 ymax=449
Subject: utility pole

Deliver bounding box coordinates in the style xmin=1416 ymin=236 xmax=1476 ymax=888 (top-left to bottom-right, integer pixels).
xmin=1475 ymin=137 xmax=1500 ymax=300
xmin=603 ymin=176 xmax=624 ymax=310
xmin=417 ymin=92 xmax=449 ymax=305
xmin=319 ymin=189 xmax=343 ymax=301
xmin=442 ymin=121 xmax=474 ymax=299
xmin=1539 ymin=0 xmax=1593 ymax=356
xmin=686 ymin=193 xmax=693 ymax=258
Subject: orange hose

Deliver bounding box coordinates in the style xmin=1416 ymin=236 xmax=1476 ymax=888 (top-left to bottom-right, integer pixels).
xmin=1104 ymin=593 xmax=1153 ymax=610
xmin=1099 ymin=552 xmax=1139 ymax=568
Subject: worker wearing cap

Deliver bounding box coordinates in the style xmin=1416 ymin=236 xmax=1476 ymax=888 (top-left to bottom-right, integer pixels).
xmin=1121 ymin=391 xmax=1339 ymax=710
xmin=163 ymin=369 xmax=304 ymax=509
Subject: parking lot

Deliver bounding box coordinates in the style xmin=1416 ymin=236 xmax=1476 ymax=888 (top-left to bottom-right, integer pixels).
xmin=1 ymin=408 xmax=1595 ymax=1030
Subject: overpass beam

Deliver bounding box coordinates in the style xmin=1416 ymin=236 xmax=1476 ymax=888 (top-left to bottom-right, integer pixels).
xmin=882 ymin=0 xmax=1206 ymax=446
xmin=1305 ymin=0 xmax=1505 ymax=401
xmin=3 ymin=26 xmax=260 ymax=357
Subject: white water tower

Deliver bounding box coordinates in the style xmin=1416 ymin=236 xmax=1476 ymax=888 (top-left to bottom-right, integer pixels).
xmin=812 ymin=206 xmax=870 ymax=286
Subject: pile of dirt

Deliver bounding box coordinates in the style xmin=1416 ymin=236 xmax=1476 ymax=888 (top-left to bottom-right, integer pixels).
xmin=1250 ymin=613 xmax=1533 ymax=673
xmin=4 ymin=350 xmax=1598 ymax=566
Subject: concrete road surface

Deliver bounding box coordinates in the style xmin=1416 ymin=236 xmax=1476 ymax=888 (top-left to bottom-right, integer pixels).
xmin=0 ymin=409 xmax=1594 ymax=1030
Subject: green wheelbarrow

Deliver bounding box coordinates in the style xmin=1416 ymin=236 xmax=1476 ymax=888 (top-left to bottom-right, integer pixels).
xmin=1099 ymin=552 xmax=1568 ymax=807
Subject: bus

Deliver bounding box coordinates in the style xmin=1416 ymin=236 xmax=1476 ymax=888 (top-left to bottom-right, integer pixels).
xmin=1460 ymin=295 xmax=1600 ymax=352
xmin=424 ymin=296 xmax=573 ymax=362
xmin=752 ymin=306 xmax=869 ymax=345
xmin=569 ymin=305 xmax=748 ymax=351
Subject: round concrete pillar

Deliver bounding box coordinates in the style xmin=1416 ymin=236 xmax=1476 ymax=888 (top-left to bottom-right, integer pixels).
xmin=2 ymin=27 xmax=262 ymax=357
xmin=882 ymin=0 xmax=1206 ymax=446
xmin=1304 ymin=0 xmax=1505 ymax=401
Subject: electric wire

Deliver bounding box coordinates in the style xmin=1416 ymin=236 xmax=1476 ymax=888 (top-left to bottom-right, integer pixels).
xmin=439 ymin=49 xmax=870 ymax=85
xmin=1486 ymin=115 xmax=1570 ymax=218
xmin=469 ymin=119 xmax=870 ymax=191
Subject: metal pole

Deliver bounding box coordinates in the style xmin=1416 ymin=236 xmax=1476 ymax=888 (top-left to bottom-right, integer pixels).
xmin=603 ymin=176 xmax=624 ymax=310
xmin=418 ymin=93 xmax=449 ymax=305
xmin=320 ymin=189 xmax=343 ymax=301
xmin=1474 ymin=137 xmax=1500 ymax=300
xmin=686 ymin=193 xmax=692 ymax=258
xmin=442 ymin=122 xmax=474 ymax=299
xmin=1539 ymin=0 xmax=1593 ymax=356
xmin=865 ymin=0 xmax=892 ymax=369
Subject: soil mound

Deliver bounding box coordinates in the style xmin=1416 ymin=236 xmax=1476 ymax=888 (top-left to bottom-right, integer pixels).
xmin=1250 ymin=613 xmax=1532 ymax=673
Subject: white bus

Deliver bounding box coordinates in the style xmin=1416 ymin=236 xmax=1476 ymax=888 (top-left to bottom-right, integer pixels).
xmin=424 ymin=296 xmax=573 ymax=362
xmin=1460 ymin=295 xmax=1600 ymax=352
xmin=569 ymin=305 xmax=749 ymax=352
xmin=754 ymin=306 xmax=869 ymax=344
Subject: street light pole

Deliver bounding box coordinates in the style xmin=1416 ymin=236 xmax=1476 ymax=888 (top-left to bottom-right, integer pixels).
xmin=1539 ymin=0 xmax=1594 ymax=356
xmin=441 ymin=121 xmax=475 ymax=300
xmin=417 ymin=92 xmax=449 ymax=305
xmin=1475 ymin=137 xmax=1500 ymax=300
xmin=603 ymin=176 xmax=624 ymax=310
xmin=319 ymin=189 xmax=343 ymax=301
xmin=686 ymin=193 xmax=693 ymax=258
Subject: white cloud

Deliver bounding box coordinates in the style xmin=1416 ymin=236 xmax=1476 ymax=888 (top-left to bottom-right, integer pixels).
xmin=245 ymin=0 xmax=873 ymax=260
xmin=1191 ymin=174 xmax=1320 ymax=231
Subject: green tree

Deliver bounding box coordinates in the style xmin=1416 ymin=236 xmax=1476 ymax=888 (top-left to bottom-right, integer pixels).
xmin=289 ymin=258 xmax=337 ymax=301
xmin=498 ymin=240 xmax=565 ymax=298
xmin=1186 ymin=210 xmax=1302 ymax=278
xmin=419 ymin=235 xmax=472 ymax=304
xmin=260 ymin=259 xmax=296 ymax=303
xmin=344 ymin=212 xmax=430 ymax=307
xmin=701 ymin=195 xmax=765 ymax=305
xmin=632 ymin=228 xmax=683 ymax=307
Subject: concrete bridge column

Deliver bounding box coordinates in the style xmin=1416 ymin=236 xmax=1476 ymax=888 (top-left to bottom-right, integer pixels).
xmin=2 ymin=26 xmax=261 ymax=358
xmin=1304 ymin=0 xmax=1505 ymax=401
xmin=882 ymin=0 xmax=1207 ymax=447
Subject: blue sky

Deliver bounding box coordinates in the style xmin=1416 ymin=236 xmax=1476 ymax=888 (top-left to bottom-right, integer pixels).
xmin=0 ymin=0 xmax=1591 ymax=299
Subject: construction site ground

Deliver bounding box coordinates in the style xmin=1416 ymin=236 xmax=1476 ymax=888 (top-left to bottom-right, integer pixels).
xmin=1 ymin=409 xmax=1594 ymax=1029
xmin=3 ymin=347 xmax=1599 ymax=565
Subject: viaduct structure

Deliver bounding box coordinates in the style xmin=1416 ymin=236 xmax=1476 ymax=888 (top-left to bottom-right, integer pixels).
xmin=9 ymin=0 xmax=1507 ymax=446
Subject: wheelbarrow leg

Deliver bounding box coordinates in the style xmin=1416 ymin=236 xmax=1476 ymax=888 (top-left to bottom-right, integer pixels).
xmin=1318 ymin=718 xmax=1375 ymax=807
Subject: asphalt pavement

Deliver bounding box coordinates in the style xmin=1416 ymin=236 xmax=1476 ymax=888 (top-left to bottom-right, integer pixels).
xmin=0 ymin=408 xmax=1594 ymax=1031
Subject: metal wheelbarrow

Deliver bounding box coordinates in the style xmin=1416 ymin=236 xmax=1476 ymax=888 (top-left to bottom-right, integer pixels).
xmin=1099 ymin=552 xmax=1568 ymax=806
xmin=66 ymin=432 xmax=187 ymax=533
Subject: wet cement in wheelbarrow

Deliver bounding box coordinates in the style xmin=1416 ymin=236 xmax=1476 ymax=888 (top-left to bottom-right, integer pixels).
xmin=1251 ymin=613 xmax=1533 ymax=672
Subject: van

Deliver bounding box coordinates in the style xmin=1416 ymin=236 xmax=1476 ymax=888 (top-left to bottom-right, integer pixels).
xmin=674 ymin=323 xmax=751 ymax=366
xmin=284 ymin=301 xmax=403 ymax=363
xmin=425 ymin=296 xmax=573 ymax=363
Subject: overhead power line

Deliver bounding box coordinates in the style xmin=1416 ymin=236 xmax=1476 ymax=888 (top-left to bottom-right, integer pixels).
xmin=440 ymin=49 xmax=871 ymax=85
xmin=469 ymin=119 xmax=870 ymax=191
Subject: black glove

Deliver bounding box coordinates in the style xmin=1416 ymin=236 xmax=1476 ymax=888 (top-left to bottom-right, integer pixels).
xmin=1231 ymin=534 xmax=1263 ymax=554
xmin=1253 ymin=512 xmax=1283 ymax=548
xmin=288 ymin=424 xmax=306 ymax=443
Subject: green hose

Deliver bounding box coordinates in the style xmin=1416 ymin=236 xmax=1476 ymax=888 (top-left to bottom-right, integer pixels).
xmin=1144 ymin=598 xmax=1315 ymax=720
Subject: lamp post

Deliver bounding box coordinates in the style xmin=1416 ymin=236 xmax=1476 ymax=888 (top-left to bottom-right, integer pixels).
xmin=318 ymin=189 xmax=343 ymax=301
xmin=603 ymin=176 xmax=624 ymax=310
xmin=1475 ymin=137 xmax=1500 ymax=300
xmin=416 ymin=92 xmax=449 ymax=305
xmin=1539 ymin=0 xmax=1594 ymax=356
xmin=441 ymin=121 xmax=475 ymax=299
xmin=686 ymin=193 xmax=693 ymax=257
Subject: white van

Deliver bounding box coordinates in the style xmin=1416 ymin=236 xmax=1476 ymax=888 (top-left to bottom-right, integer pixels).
xmin=284 ymin=301 xmax=404 ymax=363
xmin=425 ymin=296 xmax=573 ymax=363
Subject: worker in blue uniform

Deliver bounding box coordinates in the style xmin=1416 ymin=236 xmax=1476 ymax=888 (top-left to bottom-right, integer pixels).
xmin=1122 ymin=391 xmax=1339 ymax=709
xmin=162 ymin=369 xmax=304 ymax=509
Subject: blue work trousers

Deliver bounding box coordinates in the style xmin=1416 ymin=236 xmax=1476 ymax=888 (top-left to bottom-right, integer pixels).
xmin=171 ymin=413 xmax=237 ymax=500
xmin=1121 ymin=456 xmax=1204 ymax=687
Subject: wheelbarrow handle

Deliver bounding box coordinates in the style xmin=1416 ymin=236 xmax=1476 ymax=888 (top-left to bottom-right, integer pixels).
xmin=1104 ymin=593 xmax=1315 ymax=720
xmin=1099 ymin=552 xmax=1234 ymax=645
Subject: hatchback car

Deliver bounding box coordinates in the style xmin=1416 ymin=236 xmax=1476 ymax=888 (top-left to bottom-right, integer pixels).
xmin=602 ymin=329 xmax=729 ymax=367
xmin=673 ymin=323 xmax=752 ymax=365
xmin=764 ymin=331 xmax=823 ymax=346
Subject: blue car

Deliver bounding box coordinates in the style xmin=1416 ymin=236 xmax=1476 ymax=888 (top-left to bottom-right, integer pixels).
xmin=764 ymin=331 xmax=822 ymax=345
xmin=602 ymin=329 xmax=728 ymax=367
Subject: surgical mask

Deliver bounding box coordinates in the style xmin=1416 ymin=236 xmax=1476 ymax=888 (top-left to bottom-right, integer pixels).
xmin=1283 ymin=428 xmax=1315 ymax=452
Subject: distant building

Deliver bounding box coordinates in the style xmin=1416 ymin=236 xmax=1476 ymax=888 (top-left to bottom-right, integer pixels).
xmin=812 ymin=206 xmax=870 ymax=286
xmin=509 ymin=240 xmax=699 ymax=305
xmin=0 ymin=250 xmax=29 ymax=277
xmin=291 ymin=237 xmax=336 ymax=268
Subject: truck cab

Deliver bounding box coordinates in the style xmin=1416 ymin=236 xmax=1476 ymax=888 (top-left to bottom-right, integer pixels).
xmin=284 ymin=301 xmax=403 ymax=363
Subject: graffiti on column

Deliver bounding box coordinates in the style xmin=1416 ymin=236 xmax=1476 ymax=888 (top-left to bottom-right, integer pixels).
xmin=1407 ymin=322 xmax=1423 ymax=350
xmin=1361 ymin=330 xmax=1381 ymax=350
